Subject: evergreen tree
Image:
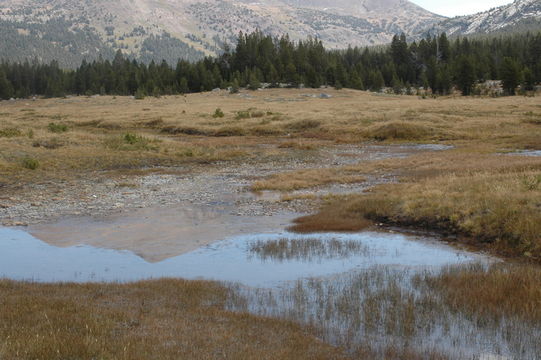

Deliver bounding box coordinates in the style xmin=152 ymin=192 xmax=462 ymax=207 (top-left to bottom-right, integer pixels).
xmin=0 ymin=30 xmax=539 ymax=99
xmin=248 ymin=71 xmax=261 ymax=90
xmin=523 ymin=67 xmax=535 ymax=91
xmin=0 ymin=69 xmax=14 ymax=99
xmin=455 ymin=56 xmax=476 ymax=96
xmin=501 ymin=57 xmax=521 ymax=95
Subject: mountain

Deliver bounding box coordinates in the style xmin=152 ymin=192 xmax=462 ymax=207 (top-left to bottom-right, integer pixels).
xmin=426 ymin=0 xmax=541 ymax=37
xmin=1 ymin=0 xmax=540 ymax=68
xmin=0 ymin=0 xmax=443 ymax=67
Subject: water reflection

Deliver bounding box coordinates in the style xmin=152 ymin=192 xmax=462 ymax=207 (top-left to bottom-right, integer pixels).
xmin=0 ymin=228 xmax=480 ymax=286
xmin=248 ymin=237 xmax=371 ymax=262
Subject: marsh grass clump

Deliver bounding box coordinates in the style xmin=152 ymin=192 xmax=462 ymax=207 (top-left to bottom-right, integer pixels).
xmin=235 ymin=110 xmax=251 ymax=119
xmin=234 ymin=263 xmax=541 ymax=359
xmin=32 ymin=138 xmax=65 ymax=149
xmin=367 ymin=122 xmax=433 ymax=141
xmin=286 ymin=119 xmax=321 ymax=131
xmin=0 ymin=127 xmax=22 ymax=137
xmin=251 ymin=168 xmax=365 ymax=192
xmin=422 ymin=263 xmax=541 ymax=324
xmin=161 ymin=126 xmax=209 ymax=136
xmin=213 ymin=126 xmax=246 ymax=137
xmin=104 ymin=133 xmax=159 ymax=151
xmin=524 ymin=117 xmax=541 ymax=125
xmin=97 ymin=121 xmax=122 ymax=130
xmin=250 ymin=111 xmax=265 ymax=118
xmin=250 ymin=126 xmax=282 ymax=136
xmin=47 ymin=122 xmax=69 ymax=133
xmin=0 ymin=279 xmax=347 ymax=360
xmin=143 ymin=118 xmax=164 ymax=128
xmin=290 ymin=208 xmax=373 ymax=233
xmin=21 ymin=157 xmax=39 ymax=170
xmin=313 ymin=169 xmax=541 ymax=260
xmin=249 ymin=237 xmax=370 ymax=262
xmin=522 ymin=112 xmax=541 ymax=125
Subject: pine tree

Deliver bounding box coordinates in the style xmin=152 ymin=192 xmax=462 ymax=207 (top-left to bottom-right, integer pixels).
xmin=501 ymin=57 xmax=521 ymax=95
xmin=455 ymin=56 xmax=476 ymax=96
xmin=392 ymin=75 xmax=404 ymax=94
xmin=248 ymin=71 xmax=260 ymax=90
xmin=0 ymin=69 xmax=14 ymax=100
xmin=230 ymin=79 xmax=240 ymax=94
xmin=523 ymin=67 xmax=535 ymax=92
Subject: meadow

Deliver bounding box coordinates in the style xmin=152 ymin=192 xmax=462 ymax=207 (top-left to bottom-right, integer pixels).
xmin=1 ymin=88 xmax=540 ymax=358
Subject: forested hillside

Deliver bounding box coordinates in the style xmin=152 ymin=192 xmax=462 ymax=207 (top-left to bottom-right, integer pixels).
xmin=1 ymin=30 xmax=540 ymax=99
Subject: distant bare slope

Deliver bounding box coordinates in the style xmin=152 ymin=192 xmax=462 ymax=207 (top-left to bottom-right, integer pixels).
xmin=0 ymin=0 xmax=443 ymax=66
xmin=426 ymin=0 xmax=541 ymax=36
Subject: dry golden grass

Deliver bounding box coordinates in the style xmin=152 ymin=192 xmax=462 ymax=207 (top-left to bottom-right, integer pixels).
xmin=0 ymin=279 xmax=349 ymax=360
xmin=289 ymin=202 xmax=373 ymax=233
xmin=423 ymin=263 xmax=541 ymax=323
xmin=1 ymin=89 xmax=540 ymax=188
xmin=252 ymin=168 xmax=365 ymax=191
xmin=293 ymin=152 xmax=541 ymax=260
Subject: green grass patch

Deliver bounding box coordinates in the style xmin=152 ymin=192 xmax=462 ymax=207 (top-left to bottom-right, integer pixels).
xmin=48 ymin=122 xmax=69 ymax=133
xmin=21 ymin=157 xmax=40 ymax=170
xmin=104 ymin=133 xmax=159 ymax=151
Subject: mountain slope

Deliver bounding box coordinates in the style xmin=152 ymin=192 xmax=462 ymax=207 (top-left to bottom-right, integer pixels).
xmin=0 ymin=0 xmax=443 ymax=67
xmin=427 ymin=0 xmax=541 ymax=36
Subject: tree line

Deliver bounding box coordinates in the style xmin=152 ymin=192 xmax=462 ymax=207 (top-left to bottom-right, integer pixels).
xmin=1 ymin=30 xmax=540 ymax=100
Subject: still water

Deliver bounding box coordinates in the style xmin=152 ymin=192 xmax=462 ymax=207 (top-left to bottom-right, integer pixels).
xmin=0 ymin=227 xmax=482 ymax=286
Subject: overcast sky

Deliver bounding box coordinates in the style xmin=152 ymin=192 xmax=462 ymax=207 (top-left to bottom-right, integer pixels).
xmin=411 ymin=0 xmax=514 ymax=17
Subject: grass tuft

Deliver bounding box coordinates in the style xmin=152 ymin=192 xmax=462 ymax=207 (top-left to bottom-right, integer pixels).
xmin=47 ymin=122 xmax=69 ymax=133
xmin=367 ymin=122 xmax=432 ymax=141
xmin=0 ymin=127 xmax=22 ymax=137
xmin=21 ymin=157 xmax=40 ymax=170
xmin=286 ymin=119 xmax=321 ymax=131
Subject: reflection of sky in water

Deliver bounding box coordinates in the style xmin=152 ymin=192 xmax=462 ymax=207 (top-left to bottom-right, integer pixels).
xmin=518 ymin=150 xmax=541 ymax=157
xmin=0 ymin=228 xmax=480 ymax=287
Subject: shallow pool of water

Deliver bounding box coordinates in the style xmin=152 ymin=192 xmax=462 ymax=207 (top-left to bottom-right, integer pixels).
xmin=0 ymin=228 xmax=482 ymax=286
xmin=506 ymin=150 xmax=541 ymax=157
xmin=519 ymin=150 xmax=541 ymax=157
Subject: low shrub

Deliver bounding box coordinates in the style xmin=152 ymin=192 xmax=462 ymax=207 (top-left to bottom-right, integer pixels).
xmin=213 ymin=108 xmax=225 ymax=118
